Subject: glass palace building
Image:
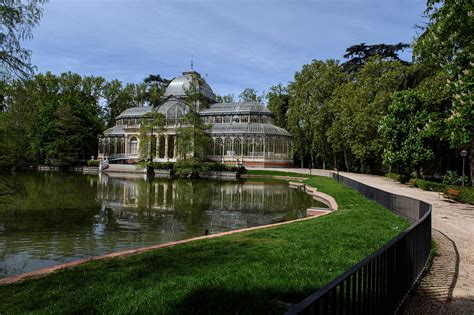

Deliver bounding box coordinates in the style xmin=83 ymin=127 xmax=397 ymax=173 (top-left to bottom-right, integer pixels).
xmin=98 ymin=69 xmax=293 ymax=168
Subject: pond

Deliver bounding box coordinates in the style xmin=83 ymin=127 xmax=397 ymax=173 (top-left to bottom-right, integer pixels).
xmin=0 ymin=172 xmax=324 ymax=278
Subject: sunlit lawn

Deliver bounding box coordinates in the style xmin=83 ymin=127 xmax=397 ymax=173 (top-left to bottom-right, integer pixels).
xmin=0 ymin=174 xmax=409 ymax=314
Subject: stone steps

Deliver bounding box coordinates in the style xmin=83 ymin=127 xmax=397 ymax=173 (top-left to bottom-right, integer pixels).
xmin=105 ymin=164 xmax=145 ymax=174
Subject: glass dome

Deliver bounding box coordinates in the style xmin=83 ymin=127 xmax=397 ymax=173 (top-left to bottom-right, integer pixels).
xmin=163 ymin=69 xmax=216 ymax=102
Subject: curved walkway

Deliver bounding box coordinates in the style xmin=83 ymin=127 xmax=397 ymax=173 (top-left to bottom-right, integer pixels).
xmin=256 ymin=168 xmax=474 ymax=312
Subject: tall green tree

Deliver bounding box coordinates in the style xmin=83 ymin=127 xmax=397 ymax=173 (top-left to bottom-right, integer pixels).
xmin=266 ymin=83 xmax=289 ymax=129
xmin=103 ymin=81 xmax=147 ymax=128
xmin=139 ymin=108 xmax=165 ymax=161
xmin=176 ymin=73 xmax=212 ymax=159
xmin=0 ymin=0 xmax=48 ymax=79
xmin=239 ymin=88 xmax=263 ymax=103
xmin=380 ymin=90 xmax=436 ymax=181
xmin=323 ymin=58 xmax=415 ymax=173
xmin=342 ymin=42 xmax=410 ymax=73
xmin=215 ymin=94 xmax=234 ymax=103
xmin=143 ymin=74 xmax=169 ymax=107
xmin=1 ymin=72 xmax=105 ymax=167
xmin=287 ymin=59 xmax=345 ymax=168
xmin=414 ymin=0 xmax=474 ymax=183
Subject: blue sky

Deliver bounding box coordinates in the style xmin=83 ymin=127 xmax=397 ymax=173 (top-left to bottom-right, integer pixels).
xmin=26 ymin=0 xmax=427 ymax=98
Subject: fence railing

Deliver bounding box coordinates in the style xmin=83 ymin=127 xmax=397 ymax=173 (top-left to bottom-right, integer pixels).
xmin=286 ymin=173 xmax=432 ymax=314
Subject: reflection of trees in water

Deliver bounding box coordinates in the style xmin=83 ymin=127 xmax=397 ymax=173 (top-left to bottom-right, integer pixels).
xmin=0 ymin=173 xmax=314 ymax=278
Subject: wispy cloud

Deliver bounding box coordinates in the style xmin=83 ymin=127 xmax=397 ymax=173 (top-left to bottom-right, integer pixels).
xmin=25 ymin=0 xmax=426 ymax=97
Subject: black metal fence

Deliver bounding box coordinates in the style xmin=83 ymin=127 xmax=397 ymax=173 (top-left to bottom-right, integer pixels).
xmin=286 ymin=173 xmax=432 ymax=314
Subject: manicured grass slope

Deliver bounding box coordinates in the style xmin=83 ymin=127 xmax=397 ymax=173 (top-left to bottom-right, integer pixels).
xmin=0 ymin=175 xmax=409 ymax=314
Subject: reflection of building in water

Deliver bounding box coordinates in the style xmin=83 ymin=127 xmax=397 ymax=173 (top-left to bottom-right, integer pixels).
xmin=96 ymin=175 xmax=306 ymax=232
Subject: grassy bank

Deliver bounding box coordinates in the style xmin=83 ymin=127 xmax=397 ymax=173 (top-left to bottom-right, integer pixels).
xmin=0 ymin=175 xmax=409 ymax=314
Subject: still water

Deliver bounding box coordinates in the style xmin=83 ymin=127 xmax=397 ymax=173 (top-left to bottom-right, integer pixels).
xmin=0 ymin=172 xmax=323 ymax=278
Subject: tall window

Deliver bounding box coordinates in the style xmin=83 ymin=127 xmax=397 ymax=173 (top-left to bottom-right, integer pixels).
xmin=129 ymin=137 xmax=138 ymax=155
xmin=224 ymin=138 xmax=233 ymax=156
xmin=214 ymin=138 xmax=223 ymax=156
xmin=234 ymin=138 xmax=242 ymax=156
xmin=166 ymin=105 xmax=184 ymax=125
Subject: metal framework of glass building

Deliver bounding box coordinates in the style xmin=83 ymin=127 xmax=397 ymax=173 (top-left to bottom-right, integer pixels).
xmin=98 ymin=69 xmax=293 ymax=167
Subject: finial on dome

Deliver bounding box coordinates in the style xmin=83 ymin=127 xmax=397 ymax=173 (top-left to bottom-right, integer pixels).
xmin=191 ymin=57 xmax=194 ymax=70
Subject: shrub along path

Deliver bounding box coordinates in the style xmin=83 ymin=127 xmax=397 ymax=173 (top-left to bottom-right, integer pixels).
xmin=0 ymin=175 xmax=408 ymax=314
xmin=253 ymin=169 xmax=474 ymax=312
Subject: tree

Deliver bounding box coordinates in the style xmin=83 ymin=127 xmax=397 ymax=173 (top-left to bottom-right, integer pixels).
xmin=0 ymin=0 xmax=48 ymax=79
xmin=380 ymin=90 xmax=435 ymax=182
xmin=1 ymin=72 xmax=105 ymax=167
xmin=413 ymin=0 xmax=474 ymax=183
xmin=326 ymin=58 xmax=413 ymax=173
xmin=287 ymin=59 xmax=345 ymax=168
xmin=266 ymin=83 xmax=289 ymax=129
xmin=215 ymin=94 xmax=234 ymax=103
xmin=176 ymin=72 xmax=212 ymax=159
xmin=239 ymin=88 xmax=263 ymax=103
xmin=143 ymin=74 xmax=169 ymax=107
xmin=342 ymin=42 xmax=410 ymax=73
xmin=103 ymin=81 xmax=146 ymax=128
xmin=139 ymin=108 xmax=165 ymax=161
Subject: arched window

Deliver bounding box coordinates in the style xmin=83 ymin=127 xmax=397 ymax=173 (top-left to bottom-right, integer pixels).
xmin=266 ymin=138 xmax=274 ymax=157
xmin=117 ymin=138 xmax=124 ymax=154
xmin=254 ymin=138 xmax=263 ymax=157
xmin=234 ymin=138 xmax=242 ymax=156
xmin=214 ymin=138 xmax=223 ymax=156
xmin=129 ymin=137 xmax=138 ymax=155
xmin=243 ymin=138 xmax=252 ymax=157
xmin=224 ymin=138 xmax=233 ymax=156
xmin=166 ymin=105 xmax=184 ymax=125
xmin=158 ymin=135 xmax=166 ymax=158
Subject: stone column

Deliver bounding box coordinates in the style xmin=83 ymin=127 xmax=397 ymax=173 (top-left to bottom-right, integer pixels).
xmin=156 ymin=136 xmax=161 ymax=159
xmin=252 ymin=138 xmax=255 ymax=159
xmin=173 ymin=135 xmax=177 ymax=159
xmin=164 ymin=135 xmax=169 ymax=159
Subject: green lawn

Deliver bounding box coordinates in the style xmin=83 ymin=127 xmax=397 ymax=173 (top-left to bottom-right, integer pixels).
xmin=0 ymin=175 xmax=409 ymax=314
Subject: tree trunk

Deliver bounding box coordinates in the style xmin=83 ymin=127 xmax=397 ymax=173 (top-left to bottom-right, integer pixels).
xmin=360 ymin=160 xmax=364 ymax=174
xmin=343 ymin=148 xmax=349 ymax=172
xmin=470 ymin=139 xmax=474 ymax=185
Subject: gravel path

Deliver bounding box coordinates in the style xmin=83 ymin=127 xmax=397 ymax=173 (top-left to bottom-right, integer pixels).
xmin=252 ymin=168 xmax=474 ymax=313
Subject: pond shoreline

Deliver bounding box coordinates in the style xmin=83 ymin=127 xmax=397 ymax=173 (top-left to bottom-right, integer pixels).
xmin=0 ymin=173 xmax=324 ymax=281
xmin=0 ymin=204 xmax=334 ymax=285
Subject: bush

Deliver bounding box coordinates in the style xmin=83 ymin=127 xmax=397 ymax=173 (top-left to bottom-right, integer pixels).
xmin=202 ymin=162 xmax=247 ymax=174
xmin=86 ymin=160 xmax=100 ymax=167
xmin=413 ymin=179 xmax=474 ymax=205
xmin=151 ymin=162 xmax=174 ymax=170
xmin=413 ymin=179 xmax=445 ymax=192
xmin=442 ymin=170 xmax=468 ymax=186
xmin=174 ymin=158 xmax=204 ymax=177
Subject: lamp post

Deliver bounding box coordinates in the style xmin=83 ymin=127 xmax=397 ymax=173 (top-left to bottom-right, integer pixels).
xmin=461 ymin=149 xmax=467 ymax=187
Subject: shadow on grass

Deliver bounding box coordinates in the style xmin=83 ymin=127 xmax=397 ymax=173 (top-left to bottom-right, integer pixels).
xmin=169 ymin=287 xmax=300 ymax=314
